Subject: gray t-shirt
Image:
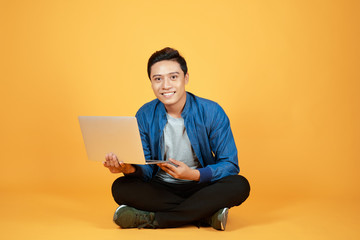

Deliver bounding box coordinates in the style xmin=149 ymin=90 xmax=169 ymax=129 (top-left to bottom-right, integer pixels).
xmin=155 ymin=114 xmax=201 ymax=184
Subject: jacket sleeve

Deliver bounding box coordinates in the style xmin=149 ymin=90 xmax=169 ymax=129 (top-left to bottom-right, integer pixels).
xmin=198 ymin=103 xmax=239 ymax=183
xmin=125 ymin=111 xmax=156 ymax=182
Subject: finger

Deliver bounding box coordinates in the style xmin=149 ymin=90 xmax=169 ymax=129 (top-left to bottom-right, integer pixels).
xmin=105 ymin=153 xmax=109 ymax=161
xmin=169 ymin=158 xmax=180 ymax=164
xmin=109 ymin=157 xmax=117 ymax=167
xmin=109 ymin=153 xmax=116 ymax=163
xmin=165 ymin=168 xmax=177 ymax=178
xmin=160 ymin=165 xmax=175 ymax=176
xmin=110 ymin=152 xmax=115 ymax=161
xmin=158 ymin=164 xmax=169 ymax=173
xmin=163 ymin=163 xmax=178 ymax=172
xmin=111 ymin=154 xmax=120 ymax=166
xmin=109 ymin=160 xmax=114 ymax=167
xmin=162 ymin=164 xmax=178 ymax=176
xmin=114 ymin=159 xmax=120 ymax=168
xmin=168 ymin=158 xmax=181 ymax=167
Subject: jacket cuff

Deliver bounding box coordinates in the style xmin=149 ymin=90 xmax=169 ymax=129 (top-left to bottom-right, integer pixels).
xmin=198 ymin=167 xmax=212 ymax=183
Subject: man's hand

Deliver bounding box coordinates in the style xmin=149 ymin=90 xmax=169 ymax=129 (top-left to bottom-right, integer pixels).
xmin=157 ymin=158 xmax=200 ymax=181
xmin=103 ymin=152 xmax=136 ymax=174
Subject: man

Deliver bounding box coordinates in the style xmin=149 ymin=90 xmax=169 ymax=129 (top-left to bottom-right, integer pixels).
xmin=103 ymin=47 xmax=250 ymax=230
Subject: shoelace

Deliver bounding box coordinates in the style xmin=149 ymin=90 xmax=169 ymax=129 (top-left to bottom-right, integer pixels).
xmin=135 ymin=213 xmax=155 ymax=229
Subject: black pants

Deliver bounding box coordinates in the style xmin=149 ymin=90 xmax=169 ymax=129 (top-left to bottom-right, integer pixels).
xmin=111 ymin=175 xmax=250 ymax=228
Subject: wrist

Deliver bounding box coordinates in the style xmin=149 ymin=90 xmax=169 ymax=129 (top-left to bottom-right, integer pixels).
xmin=191 ymin=169 xmax=200 ymax=181
xmin=123 ymin=164 xmax=136 ymax=174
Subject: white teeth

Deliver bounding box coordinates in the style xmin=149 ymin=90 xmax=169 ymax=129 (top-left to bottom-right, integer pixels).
xmin=162 ymin=92 xmax=175 ymax=96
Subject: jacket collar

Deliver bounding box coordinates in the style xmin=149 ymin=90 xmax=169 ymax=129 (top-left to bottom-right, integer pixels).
xmin=181 ymin=92 xmax=192 ymax=118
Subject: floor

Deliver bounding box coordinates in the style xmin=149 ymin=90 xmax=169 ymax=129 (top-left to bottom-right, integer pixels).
xmin=2 ymin=185 xmax=359 ymax=240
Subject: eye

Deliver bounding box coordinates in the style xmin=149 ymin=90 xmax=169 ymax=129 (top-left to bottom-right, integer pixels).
xmin=170 ymin=75 xmax=178 ymax=80
xmin=153 ymin=77 xmax=161 ymax=81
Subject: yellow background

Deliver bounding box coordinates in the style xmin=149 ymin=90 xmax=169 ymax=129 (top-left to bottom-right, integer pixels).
xmin=1 ymin=0 xmax=359 ymax=239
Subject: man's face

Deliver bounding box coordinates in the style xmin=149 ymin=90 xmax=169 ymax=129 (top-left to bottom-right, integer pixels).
xmin=150 ymin=60 xmax=189 ymax=112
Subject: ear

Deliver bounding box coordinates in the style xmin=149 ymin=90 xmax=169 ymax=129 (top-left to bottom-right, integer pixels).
xmin=185 ymin=72 xmax=189 ymax=85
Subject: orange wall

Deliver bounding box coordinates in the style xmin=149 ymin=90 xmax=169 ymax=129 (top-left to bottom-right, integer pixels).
xmin=1 ymin=0 xmax=359 ymax=200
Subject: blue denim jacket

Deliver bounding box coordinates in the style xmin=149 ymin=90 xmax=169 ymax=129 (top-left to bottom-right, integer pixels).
xmin=132 ymin=92 xmax=239 ymax=183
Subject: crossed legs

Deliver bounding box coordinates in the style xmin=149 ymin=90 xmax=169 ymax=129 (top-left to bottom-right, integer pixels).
xmin=111 ymin=175 xmax=250 ymax=228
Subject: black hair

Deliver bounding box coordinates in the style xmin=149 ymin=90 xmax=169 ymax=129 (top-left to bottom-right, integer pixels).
xmin=147 ymin=47 xmax=188 ymax=80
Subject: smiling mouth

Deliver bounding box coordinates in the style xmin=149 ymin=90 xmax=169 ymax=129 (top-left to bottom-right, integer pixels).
xmin=161 ymin=92 xmax=175 ymax=96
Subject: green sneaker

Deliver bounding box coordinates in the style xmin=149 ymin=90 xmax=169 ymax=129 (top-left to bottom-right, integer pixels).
xmin=113 ymin=205 xmax=157 ymax=229
xmin=208 ymin=208 xmax=229 ymax=231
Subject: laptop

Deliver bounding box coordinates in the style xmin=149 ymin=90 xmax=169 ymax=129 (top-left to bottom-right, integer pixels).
xmin=78 ymin=116 xmax=168 ymax=165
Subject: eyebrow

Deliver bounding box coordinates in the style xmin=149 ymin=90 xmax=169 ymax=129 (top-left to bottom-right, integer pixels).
xmin=151 ymin=72 xmax=180 ymax=78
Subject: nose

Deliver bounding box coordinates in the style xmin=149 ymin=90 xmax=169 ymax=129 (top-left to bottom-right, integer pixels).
xmin=162 ymin=78 xmax=171 ymax=89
